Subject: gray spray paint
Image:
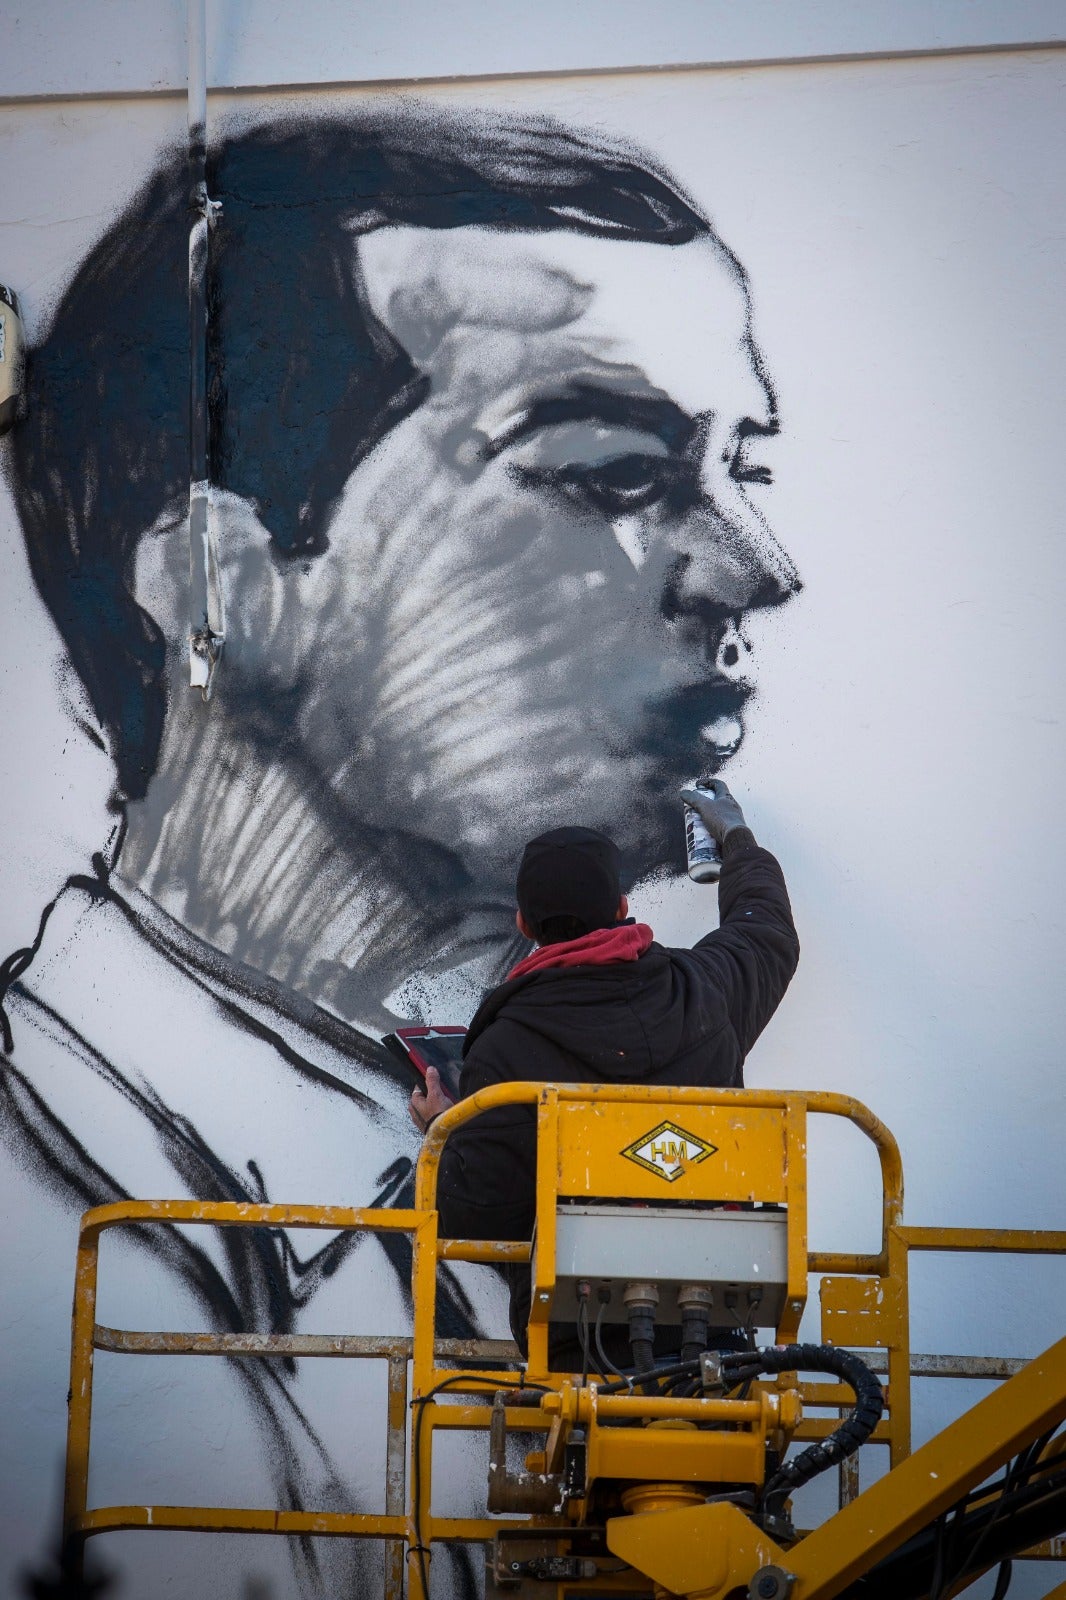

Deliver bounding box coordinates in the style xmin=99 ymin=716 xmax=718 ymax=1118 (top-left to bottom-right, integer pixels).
xmin=1 ymin=102 xmax=799 ymax=1595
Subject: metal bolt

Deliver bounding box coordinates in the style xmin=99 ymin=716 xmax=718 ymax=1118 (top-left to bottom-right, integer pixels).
xmin=538 ymin=1292 xmax=550 ymax=1302
xmin=749 ymin=1566 xmax=795 ymax=1600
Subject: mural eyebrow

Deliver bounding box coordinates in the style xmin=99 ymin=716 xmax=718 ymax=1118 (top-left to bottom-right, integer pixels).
xmin=482 ymin=383 xmax=697 ymax=459
xmin=736 ymin=416 xmax=781 ymax=441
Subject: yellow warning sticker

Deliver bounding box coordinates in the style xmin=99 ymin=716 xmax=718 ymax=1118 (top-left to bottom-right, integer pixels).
xmin=620 ymin=1120 xmax=718 ymax=1183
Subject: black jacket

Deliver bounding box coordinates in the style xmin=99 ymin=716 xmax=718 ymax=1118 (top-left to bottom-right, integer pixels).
xmin=437 ymin=829 xmax=799 ymax=1248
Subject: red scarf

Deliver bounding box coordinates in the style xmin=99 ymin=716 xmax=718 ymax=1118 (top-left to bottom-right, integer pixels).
xmin=508 ymin=922 xmax=654 ymax=981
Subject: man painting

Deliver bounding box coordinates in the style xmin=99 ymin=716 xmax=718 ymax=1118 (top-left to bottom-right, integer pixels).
xmin=413 ymin=792 xmax=800 ymax=1368
xmin=0 ymin=103 xmax=798 ymax=1596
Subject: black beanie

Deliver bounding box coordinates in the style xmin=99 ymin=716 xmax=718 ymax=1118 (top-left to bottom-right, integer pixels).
xmin=515 ymin=826 xmax=622 ymax=938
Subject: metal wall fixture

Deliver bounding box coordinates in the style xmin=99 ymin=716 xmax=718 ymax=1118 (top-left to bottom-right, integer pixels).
xmin=186 ymin=0 xmax=224 ymax=699
xmin=0 ymin=286 xmax=25 ymax=436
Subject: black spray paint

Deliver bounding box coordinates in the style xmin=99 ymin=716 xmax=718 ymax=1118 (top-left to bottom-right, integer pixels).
xmin=2 ymin=101 xmax=799 ymax=1596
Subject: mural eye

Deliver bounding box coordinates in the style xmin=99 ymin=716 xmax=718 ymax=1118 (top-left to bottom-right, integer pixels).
xmin=561 ymin=453 xmax=681 ymax=515
xmin=732 ymin=460 xmax=773 ymax=485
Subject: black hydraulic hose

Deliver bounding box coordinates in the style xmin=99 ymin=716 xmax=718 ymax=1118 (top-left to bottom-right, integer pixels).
xmin=681 ymin=1310 xmax=708 ymax=1364
xmin=596 ymin=1340 xmax=883 ymax=1510
xmin=718 ymin=1344 xmax=884 ymax=1515
xmin=630 ymin=1338 xmax=655 ymax=1379
xmin=625 ymin=1287 xmax=658 ymax=1395
xmin=679 ymin=1289 xmax=712 ymax=1365
xmin=599 ymin=1358 xmax=698 ymax=1395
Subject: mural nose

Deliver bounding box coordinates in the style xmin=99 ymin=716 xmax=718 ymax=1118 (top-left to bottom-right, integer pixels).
xmin=725 ymin=510 xmax=800 ymax=613
xmin=669 ymin=504 xmax=801 ymax=617
xmin=760 ymin=537 xmax=802 ymax=609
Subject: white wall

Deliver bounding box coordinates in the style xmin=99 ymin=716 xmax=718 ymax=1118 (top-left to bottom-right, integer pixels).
xmin=1 ymin=21 xmax=1064 ymax=1600
xmin=1 ymin=0 xmax=1064 ymax=95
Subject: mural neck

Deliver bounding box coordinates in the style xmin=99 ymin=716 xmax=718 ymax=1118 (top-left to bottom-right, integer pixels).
xmin=117 ymin=700 xmax=515 ymax=1029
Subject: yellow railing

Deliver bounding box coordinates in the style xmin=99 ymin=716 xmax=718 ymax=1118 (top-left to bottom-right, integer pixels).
xmin=62 ymin=1088 xmax=1066 ymax=1595
xmin=418 ymin=1084 xmax=913 ymax=1473
xmin=66 ymin=1202 xmax=441 ymax=1596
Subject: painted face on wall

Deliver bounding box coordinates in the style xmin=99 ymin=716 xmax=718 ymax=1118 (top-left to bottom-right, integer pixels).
xmin=296 ymin=227 xmax=797 ymax=886
xmin=3 ymin=119 xmax=805 ymax=1600
xmin=199 ymin=228 xmax=787 ymax=889
xmin=125 ymin=218 xmax=799 ymax=1010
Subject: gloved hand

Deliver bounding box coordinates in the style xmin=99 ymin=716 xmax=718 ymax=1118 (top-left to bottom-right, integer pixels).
xmin=679 ymin=778 xmax=748 ymax=846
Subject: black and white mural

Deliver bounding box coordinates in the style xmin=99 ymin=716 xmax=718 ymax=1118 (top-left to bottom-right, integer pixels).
xmin=2 ymin=55 xmax=1063 ymax=1600
xmin=0 ymin=103 xmax=796 ymax=1596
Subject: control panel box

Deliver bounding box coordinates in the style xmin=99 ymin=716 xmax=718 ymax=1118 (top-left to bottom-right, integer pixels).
xmin=542 ymin=1204 xmax=788 ymax=1327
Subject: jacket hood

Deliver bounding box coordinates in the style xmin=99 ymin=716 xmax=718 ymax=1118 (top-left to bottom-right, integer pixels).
xmin=507 ymin=921 xmax=652 ymax=980
xmin=464 ymin=942 xmax=704 ymax=1079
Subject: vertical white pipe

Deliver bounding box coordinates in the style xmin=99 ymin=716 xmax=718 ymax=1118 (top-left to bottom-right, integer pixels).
xmin=187 ymin=0 xmax=223 ymax=698
xmin=188 ymin=0 xmax=206 ymax=147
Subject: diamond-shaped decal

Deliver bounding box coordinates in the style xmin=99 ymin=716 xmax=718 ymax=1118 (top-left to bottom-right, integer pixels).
xmin=620 ymin=1120 xmax=718 ymax=1183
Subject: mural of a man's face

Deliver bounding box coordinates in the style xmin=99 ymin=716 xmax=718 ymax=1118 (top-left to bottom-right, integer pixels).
xmin=199 ymin=229 xmax=796 ymax=906
xmin=1 ymin=122 xmax=808 ymax=1595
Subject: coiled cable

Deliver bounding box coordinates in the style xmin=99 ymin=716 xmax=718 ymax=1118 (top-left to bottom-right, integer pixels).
xmin=719 ymin=1343 xmax=884 ymax=1518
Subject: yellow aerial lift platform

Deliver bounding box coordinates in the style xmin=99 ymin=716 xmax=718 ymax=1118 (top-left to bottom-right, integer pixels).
xmin=63 ymin=1085 xmax=1066 ymax=1597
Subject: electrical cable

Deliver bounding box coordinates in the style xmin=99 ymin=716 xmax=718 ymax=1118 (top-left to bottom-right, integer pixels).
xmin=989 ymin=1558 xmax=1012 ymax=1600
xmin=410 ymin=1372 xmax=548 ymax=1595
xmin=956 ymin=1440 xmax=1066 ymax=1515
xmin=850 ymin=1461 xmax=1066 ymax=1599
xmin=599 ymin=1357 xmax=697 ymax=1395
xmin=578 ymin=1294 xmax=591 ymax=1387
xmin=935 ymin=1426 xmax=1059 ymax=1600
xmin=593 ymin=1299 xmax=633 ymax=1390
xmin=660 ymin=1372 xmax=697 ymax=1396
xmin=734 ymin=1314 xmax=757 ymax=1399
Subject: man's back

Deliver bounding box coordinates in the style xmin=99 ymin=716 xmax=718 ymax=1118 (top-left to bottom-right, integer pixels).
xmin=437 ymin=825 xmax=799 ymax=1248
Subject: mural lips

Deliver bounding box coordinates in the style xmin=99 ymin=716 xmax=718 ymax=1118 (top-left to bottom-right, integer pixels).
xmin=639 ymin=675 xmax=754 ymax=776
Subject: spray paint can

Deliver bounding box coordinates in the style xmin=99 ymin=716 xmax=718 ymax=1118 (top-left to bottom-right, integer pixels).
xmin=683 ymin=778 xmax=721 ymax=883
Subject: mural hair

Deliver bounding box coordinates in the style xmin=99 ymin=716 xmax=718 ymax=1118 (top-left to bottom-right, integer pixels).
xmin=8 ymin=105 xmax=715 ymax=801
